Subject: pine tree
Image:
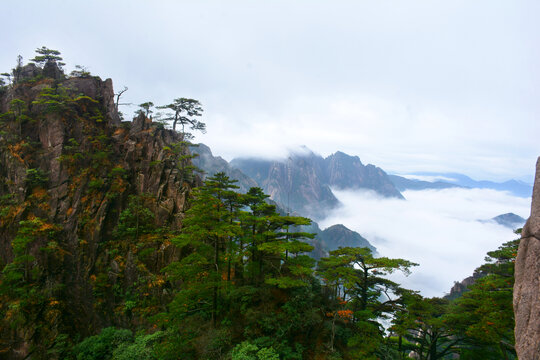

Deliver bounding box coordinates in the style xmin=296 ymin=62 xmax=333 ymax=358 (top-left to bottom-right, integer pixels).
xmin=30 ymin=46 xmax=65 ymax=68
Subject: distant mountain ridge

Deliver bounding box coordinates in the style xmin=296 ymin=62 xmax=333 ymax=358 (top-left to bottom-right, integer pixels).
xmin=326 ymin=151 xmax=403 ymax=197
xmin=388 ymin=174 xmax=464 ymax=191
xmin=231 ymin=147 xmax=403 ymax=220
xmin=399 ymin=172 xmax=533 ymax=197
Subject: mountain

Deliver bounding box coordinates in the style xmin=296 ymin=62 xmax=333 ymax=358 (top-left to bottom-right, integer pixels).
xmin=410 ymin=172 xmax=533 ymax=197
xmin=231 ymin=148 xmax=403 ymax=220
xmin=318 ymin=224 xmax=376 ymax=253
xmin=232 ymin=150 xmax=339 ymax=220
xmin=488 ymin=213 xmax=526 ymax=229
xmin=190 ymin=143 xmax=258 ymax=193
xmin=0 ymin=60 xmax=194 ymax=356
xmin=191 ymin=144 xmax=377 ymax=257
xmin=388 ymin=174 xmax=464 ymax=191
xmin=325 ymin=151 xmax=403 ymax=198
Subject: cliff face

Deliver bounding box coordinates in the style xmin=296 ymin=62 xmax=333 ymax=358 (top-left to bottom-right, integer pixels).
xmin=0 ymin=63 xmax=193 ymax=357
xmin=324 ymin=151 xmax=404 ymax=199
xmin=190 ymin=143 xmax=258 ymax=193
xmin=231 ymin=148 xmax=403 ymax=220
xmin=231 ymin=151 xmax=339 ymax=220
xmin=514 ymin=157 xmax=540 ymax=360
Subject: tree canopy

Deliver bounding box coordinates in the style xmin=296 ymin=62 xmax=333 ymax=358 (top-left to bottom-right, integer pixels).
xmin=30 ymin=46 xmax=65 ymax=68
xmin=157 ymin=98 xmax=205 ymax=134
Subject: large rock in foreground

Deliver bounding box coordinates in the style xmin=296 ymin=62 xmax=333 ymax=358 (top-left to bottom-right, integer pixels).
xmin=514 ymin=157 xmax=540 ymax=360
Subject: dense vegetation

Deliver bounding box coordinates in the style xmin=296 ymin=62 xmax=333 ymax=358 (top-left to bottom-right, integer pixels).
xmin=0 ymin=48 xmax=519 ymax=359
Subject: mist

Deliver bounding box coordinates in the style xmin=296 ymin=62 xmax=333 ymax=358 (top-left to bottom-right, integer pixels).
xmin=319 ymin=187 xmax=531 ymax=297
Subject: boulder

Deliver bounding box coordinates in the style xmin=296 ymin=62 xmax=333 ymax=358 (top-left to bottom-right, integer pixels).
xmin=42 ymin=60 xmax=64 ymax=80
xmin=15 ymin=63 xmax=42 ymax=82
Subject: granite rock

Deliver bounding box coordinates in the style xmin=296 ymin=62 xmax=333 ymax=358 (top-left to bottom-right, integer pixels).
xmin=514 ymin=157 xmax=540 ymax=360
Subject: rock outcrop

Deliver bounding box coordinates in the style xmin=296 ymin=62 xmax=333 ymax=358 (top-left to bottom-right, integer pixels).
xmin=231 ymin=148 xmax=403 ymax=220
xmin=0 ymin=63 xmax=195 ymax=358
xmin=514 ymin=157 xmax=540 ymax=360
xmin=444 ymin=272 xmax=484 ymax=301
xmin=325 ymin=151 xmax=403 ymax=199
xmin=190 ymin=143 xmax=258 ymax=193
xmin=231 ymin=150 xmax=339 ymax=220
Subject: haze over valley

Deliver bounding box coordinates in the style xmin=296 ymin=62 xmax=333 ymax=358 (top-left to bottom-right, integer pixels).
xmin=194 ymin=144 xmax=532 ymax=297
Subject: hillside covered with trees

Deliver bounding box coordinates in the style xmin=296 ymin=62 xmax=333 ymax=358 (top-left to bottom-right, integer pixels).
xmin=0 ymin=48 xmax=519 ymax=359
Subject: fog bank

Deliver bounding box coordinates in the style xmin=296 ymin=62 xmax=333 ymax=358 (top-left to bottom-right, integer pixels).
xmin=319 ymin=188 xmax=531 ymax=297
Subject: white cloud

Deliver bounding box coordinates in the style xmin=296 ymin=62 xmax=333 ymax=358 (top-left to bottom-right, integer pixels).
xmin=2 ymin=1 xmax=538 ymax=182
xmin=319 ymin=188 xmax=531 ymax=297
xmin=397 ymin=174 xmax=458 ymax=183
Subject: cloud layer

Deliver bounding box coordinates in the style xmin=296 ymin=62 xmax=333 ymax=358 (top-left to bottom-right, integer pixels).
xmin=1 ymin=1 xmax=538 ymax=181
xmin=319 ymin=188 xmax=531 ymax=297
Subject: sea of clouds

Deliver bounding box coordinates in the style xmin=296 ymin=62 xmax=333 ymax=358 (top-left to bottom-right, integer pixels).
xmin=319 ymin=187 xmax=531 ymax=298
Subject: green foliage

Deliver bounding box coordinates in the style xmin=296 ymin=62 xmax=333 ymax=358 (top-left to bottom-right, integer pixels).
xmin=446 ymin=239 xmax=518 ymax=359
xmin=317 ymin=246 xmax=418 ymax=358
xmin=32 ymin=85 xmax=74 ymax=114
xmin=392 ymin=295 xmax=458 ymax=360
xmin=0 ymin=216 xmax=64 ymax=358
xmin=1 ymin=50 xmax=519 ymax=358
xmin=30 ymin=46 xmax=65 ymax=68
xmin=231 ymin=341 xmax=279 ymax=360
xmin=70 ymin=64 xmax=91 ymax=77
xmin=113 ymin=331 xmax=164 ymax=360
xmin=72 ymin=328 xmax=162 ymax=360
xmin=115 ymin=194 xmax=156 ymax=241
xmin=25 ymin=168 xmax=48 ymax=187
xmin=157 ymin=98 xmax=205 ymax=134
xmin=139 ymin=101 xmax=154 ymax=117
xmin=72 ymin=327 xmax=133 ymax=360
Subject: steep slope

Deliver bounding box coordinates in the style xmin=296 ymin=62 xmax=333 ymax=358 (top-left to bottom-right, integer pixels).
xmin=190 ymin=143 xmax=257 ymax=192
xmin=232 ymin=150 xmax=339 ymax=220
xmin=193 ymin=145 xmax=376 ymax=256
xmin=514 ymin=157 xmax=540 ymax=360
xmin=231 ymin=148 xmax=403 ymax=219
xmin=325 ymin=151 xmax=403 ymax=198
xmin=0 ymin=61 xmax=194 ymax=357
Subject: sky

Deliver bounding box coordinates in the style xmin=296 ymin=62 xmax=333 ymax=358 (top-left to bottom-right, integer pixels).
xmin=2 ymin=0 xmax=539 ymax=182
xmin=319 ymin=187 xmax=531 ymax=297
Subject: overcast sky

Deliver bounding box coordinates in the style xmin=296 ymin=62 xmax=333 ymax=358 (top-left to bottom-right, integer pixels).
xmin=3 ymin=0 xmax=539 ymax=181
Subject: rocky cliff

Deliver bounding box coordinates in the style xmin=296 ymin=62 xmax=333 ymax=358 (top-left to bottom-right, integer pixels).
xmin=0 ymin=61 xmax=194 ymax=357
xmin=231 ymin=150 xmax=339 ymax=220
xmin=514 ymin=157 xmax=540 ymax=360
xmin=190 ymin=145 xmax=377 ymax=258
xmin=325 ymin=151 xmax=403 ymax=198
xmin=231 ymin=148 xmax=403 ymax=220
xmin=190 ymin=143 xmax=258 ymax=193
